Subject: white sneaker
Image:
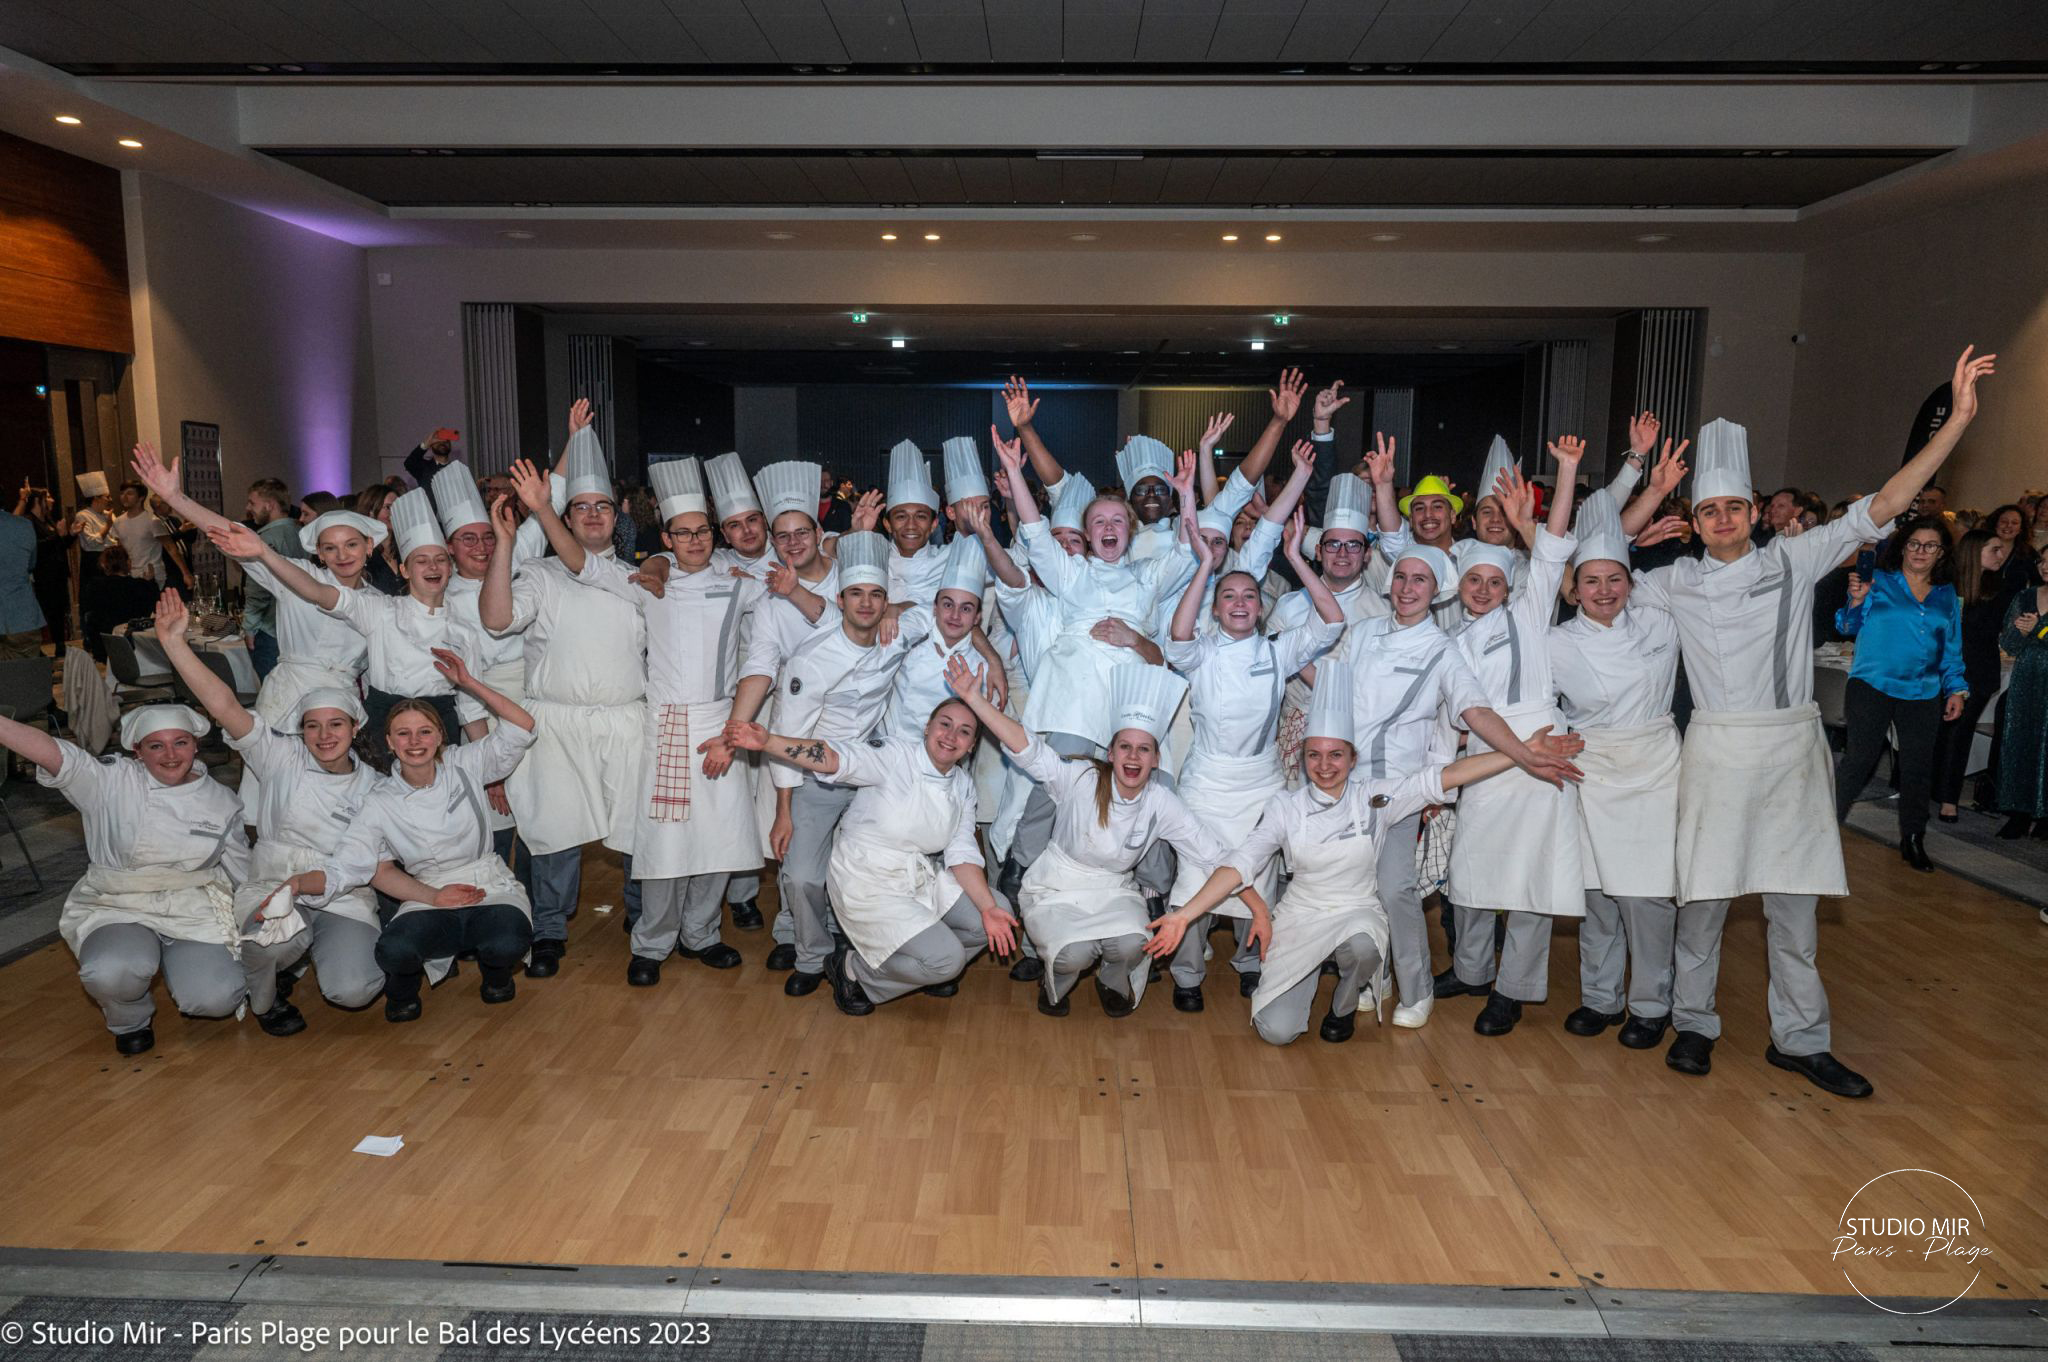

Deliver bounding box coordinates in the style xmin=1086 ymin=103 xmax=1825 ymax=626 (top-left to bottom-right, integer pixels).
xmin=1391 ymin=994 xmax=1433 ymax=1029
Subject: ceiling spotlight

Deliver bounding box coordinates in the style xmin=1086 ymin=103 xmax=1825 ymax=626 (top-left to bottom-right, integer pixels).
xmin=891 ymin=338 xmax=907 ymax=349
xmin=765 ymin=231 xmax=795 ymax=240
xmin=1250 ymin=340 xmax=1266 ymax=352
xmin=500 ymin=229 xmax=535 ymax=239
xmin=881 ymin=232 xmax=898 ymax=240
xmin=54 ymin=114 xmax=81 ymax=125
xmin=1371 ymin=232 xmax=1401 ymax=242
xmin=922 ymin=232 xmax=941 ymax=241
xmin=1068 ymin=232 xmax=1099 ymax=242
xmin=1435 ymin=343 xmax=1463 ymax=351
xmin=1264 ymin=233 xmax=1282 ymax=242
xmin=117 ymin=138 xmax=143 ymax=149
xmin=1636 ymin=233 xmax=1671 ymax=243
xmin=1221 ymin=233 xmax=1239 ymax=242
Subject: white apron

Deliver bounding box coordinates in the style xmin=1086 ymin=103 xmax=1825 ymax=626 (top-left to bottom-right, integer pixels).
xmin=1020 ymin=841 xmax=1151 ymax=1005
xmin=1445 ymin=700 xmax=1585 ymax=917
xmin=748 ymin=691 xmax=781 ymax=849
xmin=1249 ymin=812 xmax=1390 ymax=1023
xmin=1168 ymin=747 xmax=1285 ymax=917
xmin=508 ymin=698 xmax=645 ymax=856
xmin=1676 ymin=703 xmax=1847 ymax=903
xmin=632 ymin=697 xmax=762 ymax=880
xmin=389 ymin=852 xmax=530 ymax=984
xmin=240 ymin=838 xmax=380 ymax=931
xmin=474 ymin=657 xmax=527 ymax=834
xmin=1021 ymin=570 xmax=1154 ymax=745
xmin=1575 ymin=718 xmax=1681 ymax=898
xmin=63 ymin=864 xmax=237 ymax=957
xmin=241 ymin=658 xmax=359 ymax=819
xmin=828 ymin=832 xmax=964 ymax=971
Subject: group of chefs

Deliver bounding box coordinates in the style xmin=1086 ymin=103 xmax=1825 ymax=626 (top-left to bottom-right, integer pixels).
xmin=3 ymin=349 xmax=1998 ymax=1104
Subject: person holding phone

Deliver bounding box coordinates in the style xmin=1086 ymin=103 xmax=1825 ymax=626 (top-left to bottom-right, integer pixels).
xmin=1994 ymin=543 xmax=2048 ymax=839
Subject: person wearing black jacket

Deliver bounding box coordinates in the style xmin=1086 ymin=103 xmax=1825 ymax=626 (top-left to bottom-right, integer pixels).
xmin=1932 ymin=526 xmax=2013 ymax=820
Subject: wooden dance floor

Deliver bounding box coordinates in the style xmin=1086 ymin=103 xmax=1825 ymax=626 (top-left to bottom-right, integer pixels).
xmin=2 ymin=834 xmax=2043 ymax=1306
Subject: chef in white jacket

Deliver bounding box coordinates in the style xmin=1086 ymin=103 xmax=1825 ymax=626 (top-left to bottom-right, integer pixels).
xmin=155 ymin=591 xmax=383 ymax=1023
xmin=725 ymin=658 xmax=1020 ymax=1015
xmin=767 ymin=531 xmax=935 ymax=994
xmin=1547 ymin=486 xmax=1683 ymax=1049
xmin=884 ymin=440 xmax=948 ymax=605
xmin=702 ymin=451 xmax=780 ymax=927
xmin=1435 ymin=451 xmax=1585 ymax=1037
xmin=885 ymin=535 xmax=994 ymax=741
xmin=1345 ymin=542 xmax=1584 ymax=1029
xmin=1612 ymin=346 xmax=1993 ymax=1098
xmin=2 ymin=701 xmax=254 ymax=1054
xmin=480 ymin=419 xmax=649 ymax=974
xmin=1161 ymin=508 xmax=1342 ymax=1011
xmin=955 ymin=663 xmax=1233 ymax=1018
xmin=290 ymin=650 xmax=537 ymax=1024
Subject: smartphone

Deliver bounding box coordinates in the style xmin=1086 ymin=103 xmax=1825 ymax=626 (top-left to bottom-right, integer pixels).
xmin=1855 ymin=548 xmax=1877 ymax=579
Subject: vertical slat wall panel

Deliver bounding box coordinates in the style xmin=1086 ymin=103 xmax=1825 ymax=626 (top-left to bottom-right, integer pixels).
xmin=1541 ymin=340 xmax=1590 ymax=449
xmin=569 ymin=334 xmax=617 ymax=462
xmin=462 ymin=303 xmax=521 ymax=476
xmin=1634 ymin=308 xmax=1702 ymax=439
xmin=1372 ymin=388 xmax=1416 ymax=484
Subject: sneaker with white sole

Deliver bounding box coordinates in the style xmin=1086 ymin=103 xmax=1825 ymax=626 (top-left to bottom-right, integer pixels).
xmin=1390 ymin=993 xmax=1434 ymax=1029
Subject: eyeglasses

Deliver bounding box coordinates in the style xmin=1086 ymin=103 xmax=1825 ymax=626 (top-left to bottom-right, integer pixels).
xmin=1904 ymin=539 xmax=1944 ymax=553
xmin=667 ymin=525 xmax=714 ymax=540
xmin=567 ymin=500 xmax=614 ymax=516
xmin=1320 ymin=539 xmax=1367 ymax=556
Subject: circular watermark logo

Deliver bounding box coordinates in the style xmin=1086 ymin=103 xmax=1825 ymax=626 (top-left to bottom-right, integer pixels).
xmin=1834 ymin=1169 xmax=1992 ymax=1314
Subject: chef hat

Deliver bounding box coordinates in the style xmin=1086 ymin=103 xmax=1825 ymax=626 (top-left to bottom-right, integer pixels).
xmin=1692 ymin=418 xmax=1751 ymax=503
xmin=1458 ymin=541 xmax=1518 ymax=582
xmin=299 ymin=509 xmax=388 ymax=555
xmin=1107 ymin=665 xmax=1189 ymax=747
xmin=1324 ymin=473 xmax=1372 ymax=537
xmin=705 ymin=452 xmax=761 ymax=523
xmin=941 ymin=435 xmax=988 ymax=503
xmin=559 ymin=424 xmax=613 ymax=504
xmin=886 ymin=440 xmax=941 ymax=512
xmin=1116 ymin=435 xmax=1175 ymax=492
xmin=1571 ymin=488 xmax=1632 ymax=571
xmin=120 ymin=703 xmax=210 ymax=751
xmin=288 ymin=686 xmax=367 ymax=728
xmin=1195 ymin=502 xmax=1235 ymax=538
xmin=754 ymin=460 xmax=821 ymax=523
xmin=75 ymin=470 xmax=110 ymax=499
xmin=430 ymin=460 xmax=490 ymax=534
xmin=1050 ymin=473 xmax=1096 ymax=532
xmin=937 ymin=533 xmax=987 ymax=597
xmin=390 ymin=488 xmax=446 ymax=561
xmin=1475 ymin=436 xmax=1517 ymax=505
xmin=1390 ymin=543 xmax=1454 ymax=599
xmin=835 ymin=530 xmax=891 ymax=590
xmin=650 ymin=457 xmax=709 ymax=523
xmin=1303 ymin=658 xmax=1355 ymax=747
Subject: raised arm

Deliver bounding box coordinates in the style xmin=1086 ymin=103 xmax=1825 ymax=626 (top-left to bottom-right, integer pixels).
xmin=508 ymin=458 xmax=583 ymax=572
xmin=1283 ymin=510 xmax=1343 ymax=624
xmin=1544 ymin=436 xmax=1584 ymax=539
xmin=1236 ymin=367 xmax=1308 ymax=491
xmin=153 ymin=590 xmax=254 ymax=740
xmin=1195 ymin=411 xmax=1234 ymax=504
xmin=991 ymin=427 xmax=1040 ymax=527
xmin=1461 ymin=706 xmax=1584 ymax=788
xmin=1871 ymin=346 xmax=1997 ymax=526
xmin=431 ymin=647 xmax=534 ymax=734
xmin=1620 ymin=437 xmax=1690 ymax=537
xmin=1170 ymin=532 xmax=1220 ymax=643
xmin=0 ymin=709 xmax=62 ymax=775
xmin=1365 ymin=432 xmax=1402 ymax=534
xmin=1003 ymin=376 xmax=1065 ymax=489
xmin=1495 ymin=464 xmax=1540 ymax=552
xmin=129 ymin=441 xmax=233 ymax=536
xmin=207 ymin=521 xmax=337 ymax=610
xmin=722 ymin=720 xmax=844 ymax=776
xmin=944 ymin=654 xmax=1029 ymax=755
xmin=966 ymin=492 xmax=1026 ymax=589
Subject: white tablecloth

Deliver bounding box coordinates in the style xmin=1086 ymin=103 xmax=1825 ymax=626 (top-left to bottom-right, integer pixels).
xmin=116 ymin=626 xmax=259 ymax=695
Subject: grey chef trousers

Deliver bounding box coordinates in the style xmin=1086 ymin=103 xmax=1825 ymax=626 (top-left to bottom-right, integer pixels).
xmin=1253 ymin=934 xmax=1382 ymax=1047
xmin=844 ymin=891 xmax=1001 ymax=1004
xmin=1672 ymin=893 xmax=1831 ymax=1056
xmin=775 ymin=776 xmax=856 ymax=975
xmin=1449 ymin=905 xmax=1553 ymax=1003
xmin=76 ymin=922 xmax=306 ymax=1035
xmin=1577 ymin=890 xmax=1676 ymax=1019
xmin=631 ymin=872 xmax=731 ymax=961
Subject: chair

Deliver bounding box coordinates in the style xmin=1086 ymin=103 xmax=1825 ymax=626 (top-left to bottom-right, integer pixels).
xmin=194 ymin=648 xmax=258 ymax=707
xmin=104 ymin=633 xmax=174 ymax=708
xmin=0 ymin=657 xmax=55 ymax=733
xmin=0 ymin=704 xmax=45 ymax=889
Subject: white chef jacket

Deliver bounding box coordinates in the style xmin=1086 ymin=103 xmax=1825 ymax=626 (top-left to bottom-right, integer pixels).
xmin=323 ymin=585 xmax=487 ymax=718
xmin=1449 ymin=527 xmax=1572 ymax=721
xmin=499 ymin=554 xmax=647 ymax=707
xmin=1345 ymin=615 xmax=1490 ymax=780
xmin=1230 ymin=766 xmax=1449 ymax=891
xmin=227 ymin=725 xmax=380 ymax=851
xmin=712 ymin=545 xmax=779 ymax=576
xmin=242 ymin=558 xmax=369 ymax=681
xmin=834 ymin=736 xmax=983 ymax=871
xmin=744 ymin=562 xmax=842 ymax=684
xmin=1012 ymin=734 xmax=1231 ymax=873
xmin=446 ymin=573 xmax=528 ymax=679
xmin=771 ymin=606 xmax=934 ymax=789
xmin=1167 ymin=619 xmax=1341 ymax=761
xmin=577 ymin=555 xmax=772 ymax=705
xmin=887 ymin=540 xmax=947 ymax=606
xmin=992 ymin=579 xmax=1061 ymax=685
xmin=1548 ymin=604 xmax=1680 ymax=730
xmin=1631 ymin=494 xmax=1886 ymax=712
xmin=313 ymin=721 xmax=537 ymax=909
xmin=885 ymin=627 xmax=986 ymax=741
xmin=73 ymin=506 xmax=115 ymax=553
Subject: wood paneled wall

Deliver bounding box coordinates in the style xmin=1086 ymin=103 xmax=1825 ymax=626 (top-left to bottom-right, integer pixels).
xmin=0 ymin=131 xmax=131 ymax=354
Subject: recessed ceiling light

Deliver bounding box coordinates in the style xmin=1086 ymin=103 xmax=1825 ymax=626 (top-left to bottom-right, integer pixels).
xmin=1264 ymin=233 xmax=1282 ymax=242
xmin=1068 ymin=232 xmax=1098 ymax=242
xmin=891 ymin=338 xmax=907 ymax=349
xmin=1436 ymin=342 xmax=1463 ymax=351
xmin=1636 ymin=233 xmax=1671 ymax=243
xmin=1250 ymin=340 xmax=1266 ymax=351
xmin=53 ymin=114 xmax=81 ymax=125
xmin=922 ymin=232 xmax=941 ymax=241
xmin=500 ymin=229 xmax=535 ymax=239
xmin=765 ymin=231 xmax=795 ymax=240
xmin=279 ymin=63 xmax=304 ymax=72
xmin=117 ymin=138 xmax=143 ymax=149
xmin=880 ymin=232 xmax=898 ymax=241
xmin=1221 ymin=233 xmax=1239 ymax=242
xmin=1371 ymin=232 xmax=1401 ymax=242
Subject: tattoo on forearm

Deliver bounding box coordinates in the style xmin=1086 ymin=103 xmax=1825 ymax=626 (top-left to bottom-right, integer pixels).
xmin=781 ymin=741 xmax=826 ymax=763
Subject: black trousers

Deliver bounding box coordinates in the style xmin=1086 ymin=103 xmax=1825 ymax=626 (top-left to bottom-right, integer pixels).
xmin=1834 ymin=678 xmax=1942 ymax=838
xmin=374 ymin=902 xmax=531 ymax=1004
xmin=1930 ymin=686 xmax=1994 ymax=807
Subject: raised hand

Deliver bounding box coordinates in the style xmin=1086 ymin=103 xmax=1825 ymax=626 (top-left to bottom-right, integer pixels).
xmin=206 ymin=522 xmax=265 ymax=561
xmin=1950 ymin=345 xmax=1998 ymax=424
xmin=1365 ymin=432 xmax=1397 ymax=487
xmin=1548 ymin=435 xmax=1586 ymax=470
xmin=944 ymin=653 xmax=995 ymax=705
xmin=432 ymin=883 xmax=486 ymax=908
xmin=154 ymin=588 xmax=189 ymax=642
xmin=130 ymin=440 xmax=181 ymax=501
xmin=992 ymin=467 xmax=1015 ymax=506
xmin=1282 ymin=506 xmax=1309 ymax=562
xmin=1633 ymin=514 xmax=1688 ymax=549
xmin=1494 ymin=464 xmax=1536 ymax=532
xmin=507 ymin=457 xmax=552 ymax=513
xmin=1270 ymin=367 xmax=1308 ymax=422
xmin=991 ymin=424 xmax=1026 ymax=476
xmin=1627 ymin=411 xmax=1661 ymax=456
xmin=762 ymin=560 xmax=801 ymax=597
xmin=1312 ymin=379 xmax=1350 ymax=425
xmin=1289 ymin=437 xmax=1316 ymax=475
xmin=567 ymin=397 xmax=594 ymax=437
xmin=489 ymin=492 xmax=518 ymax=542
xmin=1167 ymin=449 xmax=1198 ymax=500
xmin=1648 ymin=438 xmax=1691 ymax=497
xmin=428 ymin=646 xmax=475 ymax=691
xmin=1002 ymin=375 xmax=1039 ymax=430
xmin=1198 ymin=411 xmax=1234 ymax=454
xmin=850 ymin=488 xmax=884 ymax=533
xmin=955 ymin=496 xmax=991 ymax=539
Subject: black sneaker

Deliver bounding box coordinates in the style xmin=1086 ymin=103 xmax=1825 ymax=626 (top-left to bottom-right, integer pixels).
xmin=1563 ymin=1005 xmax=1625 ymax=1037
xmin=765 ymin=942 xmax=797 ymax=971
xmin=729 ymin=898 xmax=764 ymax=931
xmin=1665 ymin=1030 xmax=1714 ymax=1076
xmin=677 ymin=942 xmax=742 ymax=969
xmin=1009 ymin=956 xmax=1044 ymax=983
xmin=114 ymin=1026 xmax=155 ymax=1055
xmin=1616 ymin=1013 xmax=1670 ymax=1050
xmin=1474 ymin=991 xmax=1522 ymax=1037
xmin=1765 ymin=1044 xmax=1874 ymax=1098
xmin=1095 ymin=975 xmax=1137 ymax=1018
xmin=1172 ymin=985 xmax=1204 ymax=1013
xmin=823 ymin=946 xmax=874 ymax=1017
xmin=1433 ymin=966 xmax=1491 ymax=999
xmin=256 ymin=999 xmax=307 ymax=1037
xmin=384 ymin=997 xmax=422 ymax=1023
xmin=1237 ymin=970 xmax=1260 ymax=998
xmin=1036 ymin=989 xmax=1070 ymax=1018
xmin=784 ymin=970 xmax=823 ymax=997
xmin=626 ymin=956 xmax=662 ymax=987
xmin=1318 ymin=1009 xmax=1356 ymax=1043
xmin=525 ymin=939 xmax=565 ymax=978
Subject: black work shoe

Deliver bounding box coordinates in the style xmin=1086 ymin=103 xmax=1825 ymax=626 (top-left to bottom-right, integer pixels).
xmin=1145 ymin=894 xmax=1168 ymax=922
xmin=823 ymin=946 xmax=874 ymax=1017
xmin=1563 ymin=1005 xmax=1626 ymax=1037
xmin=1037 ymin=989 xmax=1069 ymax=1017
xmin=1095 ymin=975 xmax=1137 ymax=1018
xmin=627 ymin=956 xmax=662 ymax=987
xmin=114 ymin=1026 xmax=155 ymax=1055
xmin=525 ymin=939 xmax=565 ymax=978
xmin=1617 ymin=1013 xmax=1670 ymax=1050
xmin=256 ymin=999 xmax=307 ymax=1037
xmin=479 ymin=978 xmax=516 ymax=1005
xmin=1172 ymin=985 xmax=1204 ymax=1013
xmin=1766 ymin=1044 xmax=1874 ymax=1098
xmin=1009 ymin=956 xmax=1044 ymax=982
xmin=1319 ymin=1009 xmax=1356 ymax=1043
xmin=729 ymin=898 xmax=764 ymax=931
xmin=1238 ymin=970 xmax=1260 ymax=998
xmin=921 ymin=978 xmax=960 ymax=997
xmin=384 ymin=997 xmax=422 ymax=1024
xmin=765 ymin=942 xmax=797 ymax=971
xmin=1998 ymin=814 xmax=2031 ymax=839
xmin=1665 ymin=1030 xmax=1714 ymax=1076
xmin=995 ymin=856 xmax=1025 ymax=905
xmin=1899 ymin=834 xmax=1934 ymax=873
xmin=784 ymin=970 xmax=823 ymax=997
xmin=678 ymin=941 xmax=743 ymax=969
xmin=1433 ymin=966 xmax=1492 ymax=999
xmin=1474 ymin=991 xmax=1523 ymax=1036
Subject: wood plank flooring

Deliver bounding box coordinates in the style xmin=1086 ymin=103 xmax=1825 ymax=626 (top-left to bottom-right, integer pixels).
xmin=0 ymin=835 xmax=2041 ymax=1302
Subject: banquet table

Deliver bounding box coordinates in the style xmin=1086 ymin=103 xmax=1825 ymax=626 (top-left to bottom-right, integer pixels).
xmin=115 ymin=621 xmax=260 ymax=695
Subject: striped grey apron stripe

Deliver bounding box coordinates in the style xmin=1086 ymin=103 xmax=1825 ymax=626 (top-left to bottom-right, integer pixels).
xmin=1368 ymin=652 xmax=1444 ymax=779
xmin=1746 ymin=556 xmax=1798 ymax=709
xmin=708 ymin=586 xmax=746 ymax=698
xmin=196 ymin=825 xmax=236 ymax=870
xmin=454 ymin=779 xmax=491 ymax=858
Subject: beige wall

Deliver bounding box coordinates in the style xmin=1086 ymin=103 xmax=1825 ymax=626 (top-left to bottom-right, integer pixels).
xmin=126 ymin=173 xmax=379 ymax=506
xmin=362 ymin=242 xmax=1804 ymax=491
xmin=1791 ymin=174 xmax=2048 ymax=510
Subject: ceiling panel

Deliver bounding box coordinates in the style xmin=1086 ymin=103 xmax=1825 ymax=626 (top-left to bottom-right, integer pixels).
xmin=673 ymin=0 xmax=779 ymax=61
xmin=1423 ymin=0 xmax=1552 ymax=63
xmin=579 ymin=0 xmax=716 ymax=62
xmin=1133 ymin=1 xmax=1223 ymax=63
xmin=421 ymin=0 xmax=566 ymax=62
xmin=1492 ymin=0 xmax=1628 ymax=61
xmin=1279 ymin=0 xmax=1384 ymax=61
xmin=1564 ymin=0 xmax=1696 ymax=63
xmin=824 ymin=0 xmax=923 ymax=62
xmin=979 ymin=0 xmax=1063 ymax=62
xmin=903 ymin=0 xmax=993 ymax=62
xmin=1352 ymin=0 xmax=1466 ymax=63
xmin=1061 ymin=0 xmax=1142 ymax=61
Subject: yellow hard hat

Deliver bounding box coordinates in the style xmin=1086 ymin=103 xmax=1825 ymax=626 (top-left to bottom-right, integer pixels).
xmin=1399 ymin=474 xmax=1465 ymax=518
